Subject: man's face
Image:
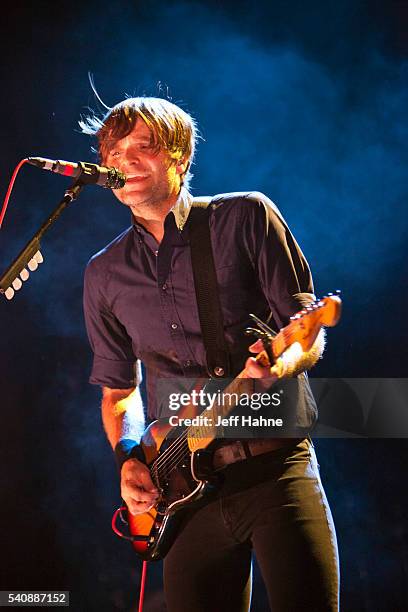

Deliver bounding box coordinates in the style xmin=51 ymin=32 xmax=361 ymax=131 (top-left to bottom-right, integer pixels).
xmin=104 ymin=119 xmax=184 ymax=209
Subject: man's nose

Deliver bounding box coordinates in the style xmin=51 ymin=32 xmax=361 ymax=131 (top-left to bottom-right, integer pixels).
xmin=120 ymin=150 xmax=143 ymax=171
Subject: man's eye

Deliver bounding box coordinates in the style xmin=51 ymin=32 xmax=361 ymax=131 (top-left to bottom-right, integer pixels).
xmin=109 ymin=151 xmax=121 ymax=158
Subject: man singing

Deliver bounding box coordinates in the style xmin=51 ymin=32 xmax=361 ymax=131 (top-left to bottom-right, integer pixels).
xmin=81 ymin=96 xmax=339 ymax=611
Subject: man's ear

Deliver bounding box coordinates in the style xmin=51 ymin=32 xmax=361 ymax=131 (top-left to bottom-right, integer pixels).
xmin=176 ymin=157 xmax=189 ymax=175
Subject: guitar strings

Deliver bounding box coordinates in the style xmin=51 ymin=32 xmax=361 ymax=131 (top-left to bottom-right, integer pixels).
xmin=152 ymin=379 xmax=211 ymax=475
xmin=152 ymin=424 xmax=213 ymax=480
xmin=152 ymin=414 xmax=227 ymax=480
xmin=151 ymin=409 xmax=217 ymax=478
xmin=152 ymin=401 xmax=224 ymax=477
xmin=152 ymin=429 xmax=189 ymax=472
xmin=153 ymin=433 xmax=190 ymax=480
xmin=154 ymin=427 xmax=201 ymax=475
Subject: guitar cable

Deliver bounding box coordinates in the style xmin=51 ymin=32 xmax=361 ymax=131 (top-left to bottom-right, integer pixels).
xmin=111 ymin=506 xmax=149 ymax=612
xmin=138 ymin=560 xmax=148 ymax=612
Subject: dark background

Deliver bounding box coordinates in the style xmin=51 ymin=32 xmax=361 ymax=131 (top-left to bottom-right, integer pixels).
xmin=0 ymin=1 xmax=407 ymax=610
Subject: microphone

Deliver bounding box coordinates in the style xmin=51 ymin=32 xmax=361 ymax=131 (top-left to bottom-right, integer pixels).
xmin=27 ymin=157 xmax=126 ymax=189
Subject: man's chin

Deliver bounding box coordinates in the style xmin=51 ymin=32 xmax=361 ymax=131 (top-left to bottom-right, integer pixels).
xmin=114 ymin=182 xmax=175 ymax=209
xmin=117 ymin=190 xmax=153 ymax=207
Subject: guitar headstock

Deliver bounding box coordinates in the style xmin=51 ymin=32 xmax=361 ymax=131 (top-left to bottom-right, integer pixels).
xmin=0 ymin=237 xmax=44 ymax=300
xmin=287 ymin=292 xmax=342 ymax=352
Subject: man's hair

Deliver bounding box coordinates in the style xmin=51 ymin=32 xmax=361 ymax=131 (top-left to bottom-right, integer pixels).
xmin=79 ymin=97 xmax=198 ymax=189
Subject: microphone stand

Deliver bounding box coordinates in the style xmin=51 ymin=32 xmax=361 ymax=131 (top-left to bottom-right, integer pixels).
xmin=0 ymin=179 xmax=86 ymax=300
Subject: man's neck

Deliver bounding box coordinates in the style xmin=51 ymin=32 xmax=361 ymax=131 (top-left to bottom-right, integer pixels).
xmin=130 ymin=189 xmax=181 ymax=244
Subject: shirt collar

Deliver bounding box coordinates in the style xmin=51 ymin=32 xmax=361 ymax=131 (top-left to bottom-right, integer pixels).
xmin=170 ymin=187 xmax=193 ymax=231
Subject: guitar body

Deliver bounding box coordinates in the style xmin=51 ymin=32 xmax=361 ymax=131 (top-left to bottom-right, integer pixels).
xmin=127 ymin=419 xmax=217 ymax=561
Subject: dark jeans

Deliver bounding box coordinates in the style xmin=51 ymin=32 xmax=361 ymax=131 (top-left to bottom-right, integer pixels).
xmin=163 ymin=438 xmax=339 ymax=611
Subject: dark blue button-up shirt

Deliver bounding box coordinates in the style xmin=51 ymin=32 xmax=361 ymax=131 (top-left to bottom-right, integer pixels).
xmin=83 ymin=189 xmax=317 ymax=425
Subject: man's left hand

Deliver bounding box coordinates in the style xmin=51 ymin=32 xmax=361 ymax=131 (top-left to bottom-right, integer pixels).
xmin=245 ymin=339 xmax=281 ymax=386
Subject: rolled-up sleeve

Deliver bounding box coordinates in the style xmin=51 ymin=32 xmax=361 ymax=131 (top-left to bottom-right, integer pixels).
xmin=83 ymin=259 xmax=138 ymax=389
xmin=241 ymin=192 xmax=315 ymax=328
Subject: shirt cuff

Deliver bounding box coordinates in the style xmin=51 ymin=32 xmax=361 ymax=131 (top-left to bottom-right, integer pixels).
xmin=89 ymin=355 xmax=139 ymax=388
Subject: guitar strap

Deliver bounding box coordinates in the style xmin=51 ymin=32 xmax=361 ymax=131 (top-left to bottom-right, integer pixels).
xmin=188 ymin=197 xmax=231 ymax=378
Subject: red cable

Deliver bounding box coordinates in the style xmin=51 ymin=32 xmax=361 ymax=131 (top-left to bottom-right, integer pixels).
xmin=112 ymin=507 xmax=148 ymax=611
xmin=138 ymin=560 xmax=148 ymax=612
xmin=0 ymin=158 xmax=28 ymax=228
xmin=111 ymin=506 xmax=129 ymax=538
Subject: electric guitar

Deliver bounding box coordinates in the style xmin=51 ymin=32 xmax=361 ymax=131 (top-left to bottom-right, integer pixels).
xmin=112 ymin=293 xmax=342 ymax=560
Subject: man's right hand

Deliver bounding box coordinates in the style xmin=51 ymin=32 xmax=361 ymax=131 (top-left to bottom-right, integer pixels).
xmin=121 ymin=458 xmax=160 ymax=515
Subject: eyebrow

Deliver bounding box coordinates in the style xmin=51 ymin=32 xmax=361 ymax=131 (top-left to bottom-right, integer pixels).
xmin=108 ymin=138 xmax=152 ymax=151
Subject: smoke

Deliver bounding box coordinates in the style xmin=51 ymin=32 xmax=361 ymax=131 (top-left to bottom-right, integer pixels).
xmin=0 ymin=1 xmax=407 ymax=609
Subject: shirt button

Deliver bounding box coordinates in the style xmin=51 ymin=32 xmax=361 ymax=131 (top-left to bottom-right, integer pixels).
xmin=154 ymin=250 xmax=158 ymax=256
xmin=171 ymin=323 xmax=178 ymax=330
xmin=184 ymin=360 xmax=192 ymax=367
xmin=162 ymin=284 xmax=167 ymax=290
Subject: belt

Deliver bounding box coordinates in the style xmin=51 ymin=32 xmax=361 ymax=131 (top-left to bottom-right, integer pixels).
xmin=212 ymin=438 xmax=300 ymax=471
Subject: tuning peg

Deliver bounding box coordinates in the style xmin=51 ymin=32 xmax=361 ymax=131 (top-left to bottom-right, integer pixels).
xmin=245 ymin=327 xmax=263 ymax=338
xmin=12 ymin=278 xmax=22 ymax=291
xmin=34 ymin=250 xmax=43 ymax=264
xmin=248 ymin=313 xmax=275 ymax=336
xmin=28 ymin=258 xmax=38 ymax=271
xmin=20 ymin=268 xmax=29 ymax=281
xmin=4 ymin=287 xmax=15 ymax=300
